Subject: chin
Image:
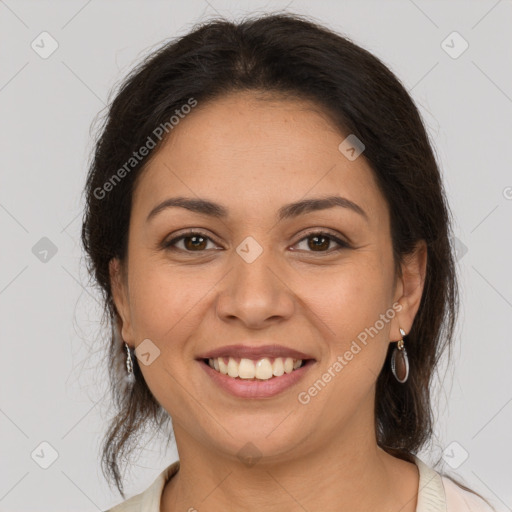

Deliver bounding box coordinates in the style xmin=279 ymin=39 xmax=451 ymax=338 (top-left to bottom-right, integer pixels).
xmin=202 ymin=415 xmax=311 ymax=464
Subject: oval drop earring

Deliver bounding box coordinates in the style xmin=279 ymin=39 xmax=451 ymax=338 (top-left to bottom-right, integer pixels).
xmin=391 ymin=327 xmax=409 ymax=383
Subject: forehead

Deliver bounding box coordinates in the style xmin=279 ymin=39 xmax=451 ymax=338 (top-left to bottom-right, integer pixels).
xmin=132 ymin=91 xmax=387 ymax=226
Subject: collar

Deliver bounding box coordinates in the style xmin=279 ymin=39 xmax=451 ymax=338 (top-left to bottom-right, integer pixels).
xmin=141 ymin=455 xmax=446 ymax=512
xmin=413 ymin=455 xmax=447 ymax=512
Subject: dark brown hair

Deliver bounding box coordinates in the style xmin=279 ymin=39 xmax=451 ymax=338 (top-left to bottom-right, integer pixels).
xmin=81 ymin=12 xmax=491 ymax=507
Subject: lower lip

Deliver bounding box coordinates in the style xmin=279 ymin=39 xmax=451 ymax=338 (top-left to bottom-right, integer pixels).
xmin=198 ymin=360 xmax=315 ymax=399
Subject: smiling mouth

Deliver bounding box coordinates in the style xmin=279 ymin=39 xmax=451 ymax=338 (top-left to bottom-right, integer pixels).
xmin=202 ymin=356 xmax=312 ymax=380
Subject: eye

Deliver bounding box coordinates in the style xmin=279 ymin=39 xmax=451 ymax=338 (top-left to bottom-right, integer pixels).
xmin=162 ymin=231 xmax=220 ymax=252
xmin=292 ymin=231 xmax=350 ymax=253
xmin=162 ymin=229 xmax=350 ymax=254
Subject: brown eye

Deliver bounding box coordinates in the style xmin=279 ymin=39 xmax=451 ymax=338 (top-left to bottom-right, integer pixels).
xmin=163 ymin=230 xmax=349 ymax=255
xmin=293 ymin=231 xmax=349 ymax=253
xmin=183 ymin=234 xmax=208 ymax=251
xmin=163 ymin=231 xmax=218 ymax=252
xmin=307 ymin=234 xmax=330 ymax=251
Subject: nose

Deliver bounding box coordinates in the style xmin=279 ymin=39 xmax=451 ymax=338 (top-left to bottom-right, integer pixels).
xmin=215 ymin=249 xmax=295 ymax=329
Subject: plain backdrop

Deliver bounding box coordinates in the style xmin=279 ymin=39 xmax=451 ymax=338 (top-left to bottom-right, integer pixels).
xmin=0 ymin=1 xmax=511 ymax=510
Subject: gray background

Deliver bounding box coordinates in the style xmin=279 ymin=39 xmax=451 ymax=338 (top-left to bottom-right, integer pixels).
xmin=1 ymin=0 xmax=511 ymax=510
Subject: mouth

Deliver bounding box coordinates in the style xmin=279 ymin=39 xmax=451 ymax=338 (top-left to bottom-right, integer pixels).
xmin=196 ymin=345 xmax=316 ymax=399
xmin=201 ymin=356 xmax=310 ymax=380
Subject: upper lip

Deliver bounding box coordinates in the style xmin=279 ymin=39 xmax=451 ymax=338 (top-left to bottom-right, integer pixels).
xmin=197 ymin=344 xmax=315 ymax=361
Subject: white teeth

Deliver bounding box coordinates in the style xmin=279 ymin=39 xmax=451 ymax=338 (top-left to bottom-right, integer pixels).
xmin=207 ymin=356 xmax=303 ymax=380
xmin=255 ymin=358 xmax=273 ymax=380
xmin=238 ymin=358 xmax=255 ymax=379
xmin=227 ymin=357 xmax=238 ymax=378
xmin=218 ymin=358 xmax=228 ymax=375
xmin=284 ymin=357 xmax=294 ymax=374
xmin=272 ymin=357 xmax=284 ymax=376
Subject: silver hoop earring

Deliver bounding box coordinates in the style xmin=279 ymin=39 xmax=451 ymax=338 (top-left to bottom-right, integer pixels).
xmin=391 ymin=327 xmax=409 ymax=383
xmin=125 ymin=342 xmax=135 ymax=383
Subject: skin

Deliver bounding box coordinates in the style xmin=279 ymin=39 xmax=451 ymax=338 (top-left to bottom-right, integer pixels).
xmin=110 ymin=90 xmax=427 ymax=512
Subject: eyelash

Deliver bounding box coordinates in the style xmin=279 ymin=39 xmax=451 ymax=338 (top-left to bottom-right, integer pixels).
xmin=162 ymin=229 xmax=350 ymax=254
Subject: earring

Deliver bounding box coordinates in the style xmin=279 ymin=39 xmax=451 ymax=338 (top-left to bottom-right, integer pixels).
xmin=125 ymin=342 xmax=135 ymax=383
xmin=391 ymin=327 xmax=409 ymax=383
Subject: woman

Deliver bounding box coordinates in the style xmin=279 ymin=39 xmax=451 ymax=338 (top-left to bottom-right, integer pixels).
xmin=81 ymin=12 xmax=496 ymax=512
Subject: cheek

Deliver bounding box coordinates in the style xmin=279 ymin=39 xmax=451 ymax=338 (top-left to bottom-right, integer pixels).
xmin=307 ymin=258 xmax=394 ymax=384
xmin=128 ymin=261 xmax=209 ymax=338
xmin=127 ymin=265 xmax=207 ymax=414
xmin=305 ymin=259 xmax=392 ymax=335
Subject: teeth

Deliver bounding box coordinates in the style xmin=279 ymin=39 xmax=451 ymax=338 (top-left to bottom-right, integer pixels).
xmin=239 ymin=358 xmax=256 ymax=379
xmin=218 ymin=358 xmax=228 ymax=375
xmin=255 ymin=358 xmax=273 ymax=380
xmin=272 ymin=357 xmax=284 ymax=376
xmin=227 ymin=357 xmax=238 ymax=378
xmin=207 ymin=356 xmax=303 ymax=380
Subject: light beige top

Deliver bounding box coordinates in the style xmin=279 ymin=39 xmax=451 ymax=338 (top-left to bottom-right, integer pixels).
xmin=105 ymin=455 xmax=495 ymax=511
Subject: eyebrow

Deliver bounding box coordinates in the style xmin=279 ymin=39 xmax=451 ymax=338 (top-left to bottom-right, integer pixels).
xmin=146 ymin=195 xmax=368 ymax=223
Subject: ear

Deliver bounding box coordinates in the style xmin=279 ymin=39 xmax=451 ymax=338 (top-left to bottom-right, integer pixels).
xmin=109 ymin=257 xmax=134 ymax=346
xmin=391 ymin=240 xmax=427 ymax=341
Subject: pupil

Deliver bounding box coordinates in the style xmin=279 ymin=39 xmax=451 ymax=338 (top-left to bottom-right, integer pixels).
xmin=309 ymin=235 xmax=328 ymax=251
xmin=186 ymin=235 xmax=206 ymax=250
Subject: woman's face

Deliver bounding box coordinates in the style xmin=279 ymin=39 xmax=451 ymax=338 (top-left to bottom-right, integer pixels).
xmin=111 ymin=91 xmax=425 ymax=463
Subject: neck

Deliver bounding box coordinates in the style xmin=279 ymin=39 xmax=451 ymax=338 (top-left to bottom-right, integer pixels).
xmin=160 ymin=419 xmax=419 ymax=512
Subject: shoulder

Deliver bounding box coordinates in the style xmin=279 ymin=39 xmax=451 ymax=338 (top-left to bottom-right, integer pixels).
xmin=104 ymin=492 xmax=145 ymax=512
xmin=441 ymin=476 xmax=496 ymax=512
xmin=412 ymin=455 xmax=496 ymax=512
xmin=103 ymin=461 xmax=180 ymax=512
